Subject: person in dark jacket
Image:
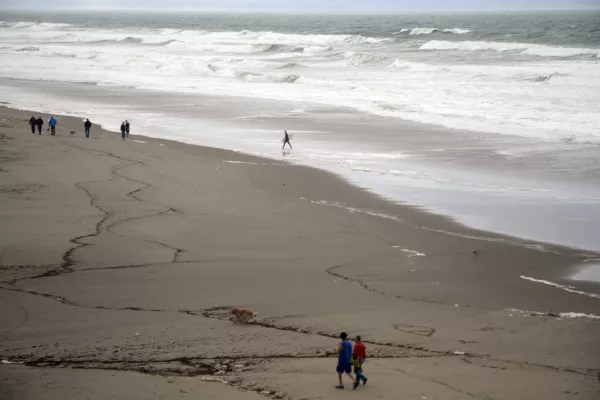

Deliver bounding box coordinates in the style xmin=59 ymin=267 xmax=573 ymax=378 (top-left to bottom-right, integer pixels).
xmin=125 ymin=120 xmax=130 ymax=137
xmin=84 ymin=119 xmax=92 ymax=138
xmin=120 ymin=122 xmax=126 ymax=140
xmin=36 ymin=117 xmax=43 ymax=135
xmin=28 ymin=116 xmax=36 ymax=134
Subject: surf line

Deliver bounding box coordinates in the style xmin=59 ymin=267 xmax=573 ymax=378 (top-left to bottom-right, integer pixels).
xmin=520 ymin=275 xmax=600 ymax=300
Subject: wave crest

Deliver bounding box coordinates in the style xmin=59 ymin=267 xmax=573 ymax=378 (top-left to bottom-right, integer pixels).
xmin=419 ymin=40 xmax=600 ymax=58
xmin=394 ymin=27 xmax=471 ymax=35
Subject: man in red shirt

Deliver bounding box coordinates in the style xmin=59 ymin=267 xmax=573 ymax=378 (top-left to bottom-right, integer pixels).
xmin=352 ymin=335 xmax=368 ymax=389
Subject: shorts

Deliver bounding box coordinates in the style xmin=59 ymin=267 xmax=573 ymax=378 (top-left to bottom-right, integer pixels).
xmin=336 ymin=363 xmax=352 ymax=374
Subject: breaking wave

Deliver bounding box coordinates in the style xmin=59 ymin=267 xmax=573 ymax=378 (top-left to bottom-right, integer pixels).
xmin=118 ymin=36 xmax=143 ymax=44
xmin=420 ymin=40 xmax=600 ymax=58
xmin=16 ymin=46 xmax=40 ymax=52
xmin=394 ymin=27 xmax=471 ymax=35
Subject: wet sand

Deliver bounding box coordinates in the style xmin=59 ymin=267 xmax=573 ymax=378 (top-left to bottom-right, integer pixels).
xmin=0 ymin=106 xmax=599 ymax=399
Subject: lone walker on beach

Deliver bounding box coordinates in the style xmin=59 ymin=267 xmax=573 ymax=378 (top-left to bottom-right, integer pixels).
xmin=335 ymin=332 xmax=354 ymax=389
xmin=28 ymin=116 xmax=36 ymax=134
xmin=36 ymin=116 xmax=43 ymax=135
xmin=282 ymin=130 xmax=292 ymax=149
xmin=84 ymin=119 xmax=92 ymax=138
xmin=48 ymin=116 xmax=57 ymax=136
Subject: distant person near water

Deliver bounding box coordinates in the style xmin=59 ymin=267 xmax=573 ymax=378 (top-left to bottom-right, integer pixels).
xmin=84 ymin=119 xmax=92 ymax=138
xmin=48 ymin=116 xmax=57 ymax=136
xmin=125 ymin=120 xmax=130 ymax=137
xmin=120 ymin=122 xmax=126 ymax=140
xmin=352 ymin=335 xmax=368 ymax=389
xmin=36 ymin=117 xmax=43 ymax=135
xmin=335 ymin=332 xmax=354 ymax=389
xmin=28 ymin=116 xmax=36 ymax=134
xmin=282 ymin=130 xmax=292 ymax=149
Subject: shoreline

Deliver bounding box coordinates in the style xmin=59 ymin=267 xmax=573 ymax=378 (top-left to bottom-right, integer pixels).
xmin=2 ymin=78 xmax=600 ymax=253
xmin=1 ymin=104 xmax=599 ymax=399
xmin=3 ymin=104 xmax=599 ymax=297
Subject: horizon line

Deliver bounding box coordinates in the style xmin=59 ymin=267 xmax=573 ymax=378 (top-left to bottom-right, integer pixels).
xmin=2 ymin=7 xmax=600 ymax=13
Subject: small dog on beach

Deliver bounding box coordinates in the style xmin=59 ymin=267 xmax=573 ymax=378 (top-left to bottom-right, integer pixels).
xmin=69 ymin=130 xmax=76 ymax=136
xmin=231 ymin=307 xmax=257 ymax=324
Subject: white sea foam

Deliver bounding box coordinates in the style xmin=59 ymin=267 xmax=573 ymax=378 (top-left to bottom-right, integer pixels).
xmin=410 ymin=27 xmax=439 ymax=35
xmin=420 ymin=40 xmax=600 ymax=58
xmin=520 ymin=276 xmax=600 ymax=299
xmin=442 ymin=28 xmax=471 ymax=34
xmin=400 ymin=249 xmax=426 ymax=257
xmin=507 ymin=308 xmax=600 ymax=320
xmin=223 ymin=160 xmax=259 ymax=165
xmin=394 ymin=27 xmax=471 ymax=35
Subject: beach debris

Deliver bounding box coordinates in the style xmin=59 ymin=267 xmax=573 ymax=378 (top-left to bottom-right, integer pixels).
xmin=201 ymin=376 xmax=229 ymax=384
xmin=233 ymin=363 xmax=245 ymax=372
xmin=231 ymin=307 xmax=257 ymax=324
xmin=453 ymin=351 xmax=466 ymax=355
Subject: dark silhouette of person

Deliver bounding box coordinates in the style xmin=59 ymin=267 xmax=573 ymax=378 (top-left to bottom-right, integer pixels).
xmin=36 ymin=117 xmax=43 ymax=135
xmin=282 ymin=130 xmax=292 ymax=149
xmin=120 ymin=122 xmax=126 ymax=140
xmin=125 ymin=120 xmax=130 ymax=137
xmin=28 ymin=116 xmax=36 ymax=134
xmin=84 ymin=119 xmax=92 ymax=138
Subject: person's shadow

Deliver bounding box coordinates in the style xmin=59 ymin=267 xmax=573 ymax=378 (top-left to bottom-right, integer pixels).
xmin=282 ymin=149 xmax=292 ymax=157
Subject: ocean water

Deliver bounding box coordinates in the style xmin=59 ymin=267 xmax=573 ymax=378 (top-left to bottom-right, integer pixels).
xmin=1 ymin=11 xmax=600 ymax=141
xmin=1 ymin=11 xmax=599 ymax=253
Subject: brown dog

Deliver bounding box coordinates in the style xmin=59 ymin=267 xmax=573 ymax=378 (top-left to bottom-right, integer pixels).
xmin=231 ymin=307 xmax=257 ymax=324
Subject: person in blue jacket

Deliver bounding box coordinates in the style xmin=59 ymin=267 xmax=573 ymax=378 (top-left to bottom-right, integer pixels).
xmin=48 ymin=116 xmax=57 ymax=136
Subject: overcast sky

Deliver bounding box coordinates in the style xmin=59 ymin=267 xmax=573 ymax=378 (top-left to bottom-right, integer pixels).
xmin=1 ymin=0 xmax=599 ymax=11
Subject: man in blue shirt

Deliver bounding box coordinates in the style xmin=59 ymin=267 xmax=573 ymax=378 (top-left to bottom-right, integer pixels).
xmin=48 ymin=116 xmax=57 ymax=136
xmin=335 ymin=332 xmax=354 ymax=389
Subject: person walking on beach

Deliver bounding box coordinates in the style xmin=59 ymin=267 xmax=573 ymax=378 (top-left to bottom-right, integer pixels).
xmin=335 ymin=332 xmax=354 ymax=389
xmin=125 ymin=120 xmax=130 ymax=138
xmin=120 ymin=122 xmax=126 ymax=140
xmin=48 ymin=116 xmax=57 ymax=136
xmin=36 ymin=116 xmax=44 ymax=135
xmin=352 ymin=335 xmax=368 ymax=389
xmin=28 ymin=116 xmax=36 ymax=134
xmin=84 ymin=119 xmax=92 ymax=138
xmin=282 ymin=130 xmax=292 ymax=149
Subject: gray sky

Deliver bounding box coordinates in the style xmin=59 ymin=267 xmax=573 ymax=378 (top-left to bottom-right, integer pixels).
xmin=1 ymin=0 xmax=599 ymax=11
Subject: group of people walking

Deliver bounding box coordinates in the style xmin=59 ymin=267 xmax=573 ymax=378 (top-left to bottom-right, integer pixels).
xmin=28 ymin=116 xmax=131 ymax=140
xmin=336 ymin=332 xmax=368 ymax=390
xmin=28 ymin=115 xmax=57 ymax=136
xmin=120 ymin=120 xmax=130 ymax=139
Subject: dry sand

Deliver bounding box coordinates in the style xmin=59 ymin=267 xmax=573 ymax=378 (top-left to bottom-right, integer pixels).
xmin=0 ymin=106 xmax=599 ymax=399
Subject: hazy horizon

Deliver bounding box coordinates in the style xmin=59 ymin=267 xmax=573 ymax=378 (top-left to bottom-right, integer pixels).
xmin=1 ymin=0 xmax=599 ymax=12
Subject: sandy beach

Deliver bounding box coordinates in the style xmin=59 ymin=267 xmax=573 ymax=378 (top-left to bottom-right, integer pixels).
xmin=1 ymin=106 xmax=599 ymax=399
